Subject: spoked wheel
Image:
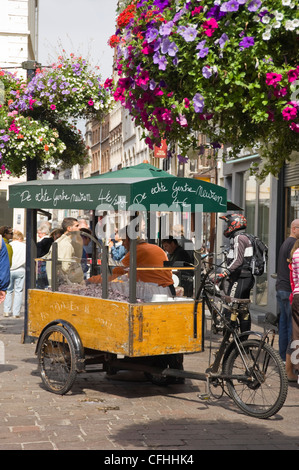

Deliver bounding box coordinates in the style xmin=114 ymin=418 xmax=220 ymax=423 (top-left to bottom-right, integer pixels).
xmin=37 ymin=324 xmax=78 ymax=395
xmin=224 ymin=339 xmax=288 ymax=419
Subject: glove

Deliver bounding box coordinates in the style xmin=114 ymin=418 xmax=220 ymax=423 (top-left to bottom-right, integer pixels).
xmin=215 ymin=271 xmax=229 ymax=284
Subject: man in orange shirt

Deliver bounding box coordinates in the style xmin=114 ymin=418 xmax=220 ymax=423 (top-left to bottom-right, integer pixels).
xmin=88 ymin=231 xmax=174 ymax=292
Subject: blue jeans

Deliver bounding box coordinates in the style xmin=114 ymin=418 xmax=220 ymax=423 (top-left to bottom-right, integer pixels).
xmin=3 ymin=268 xmax=25 ymax=317
xmin=277 ymin=290 xmax=293 ymax=361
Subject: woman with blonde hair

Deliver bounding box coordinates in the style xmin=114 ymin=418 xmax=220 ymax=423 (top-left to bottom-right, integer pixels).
xmin=287 ymin=239 xmax=299 ymax=382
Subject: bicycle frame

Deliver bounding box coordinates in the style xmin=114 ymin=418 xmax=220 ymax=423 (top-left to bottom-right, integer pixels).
xmin=193 ymin=263 xmax=274 ymax=385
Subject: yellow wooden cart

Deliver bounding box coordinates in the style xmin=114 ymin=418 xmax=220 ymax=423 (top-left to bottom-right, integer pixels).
xmin=9 ymin=163 xmax=227 ymax=394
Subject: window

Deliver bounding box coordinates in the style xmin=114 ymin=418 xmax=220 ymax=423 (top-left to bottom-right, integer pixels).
xmin=245 ymin=175 xmax=256 ymax=234
xmin=245 ymin=174 xmax=270 ymax=307
xmin=256 ymin=175 xmax=270 ymax=306
xmin=287 ymin=186 xmax=299 ymax=233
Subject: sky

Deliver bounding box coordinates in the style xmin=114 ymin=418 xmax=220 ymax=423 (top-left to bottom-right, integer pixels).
xmin=38 ymin=0 xmax=118 ymax=81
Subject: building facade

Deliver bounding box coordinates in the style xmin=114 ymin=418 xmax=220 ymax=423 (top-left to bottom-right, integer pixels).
xmin=220 ymin=151 xmax=299 ymax=318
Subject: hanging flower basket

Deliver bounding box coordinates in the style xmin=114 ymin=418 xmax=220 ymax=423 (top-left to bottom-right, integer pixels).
xmin=109 ymin=0 xmax=299 ymax=178
xmin=0 ymin=54 xmax=112 ymax=177
xmin=0 ymin=112 xmax=66 ymax=176
xmin=11 ymin=53 xmax=112 ymax=121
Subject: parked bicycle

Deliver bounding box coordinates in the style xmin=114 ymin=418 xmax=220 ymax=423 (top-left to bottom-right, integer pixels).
xmin=188 ymin=262 xmax=288 ymax=419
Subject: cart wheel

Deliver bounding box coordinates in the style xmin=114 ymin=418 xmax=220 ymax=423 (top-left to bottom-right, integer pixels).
xmin=144 ymin=371 xmax=171 ymax=386
xmin=37 ymin=324 xmax=78 ymax=395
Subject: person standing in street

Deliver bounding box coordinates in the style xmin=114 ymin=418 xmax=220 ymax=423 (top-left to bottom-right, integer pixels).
xmin=276 ymin=219 xmax=299 ymax=362
xmin=3 ymin=231 xmax=26 ymax=318
xmin=0 ymin=234 xmax=10 ymax=305
xmin=47 ymin=217 xmax=84 ymax=285
xmin=0 ymin=226 xmax=13 ymax=266
xmin=287 ymin=239 xmax=299 ymax=382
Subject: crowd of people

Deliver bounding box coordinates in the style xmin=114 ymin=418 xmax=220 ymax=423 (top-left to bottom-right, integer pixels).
xmin=0 ymin=214 xmax=299 ymax=386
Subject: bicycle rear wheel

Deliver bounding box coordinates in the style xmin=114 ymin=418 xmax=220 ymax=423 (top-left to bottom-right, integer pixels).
xmin=224 ymin=339 xmax=288 ymax=419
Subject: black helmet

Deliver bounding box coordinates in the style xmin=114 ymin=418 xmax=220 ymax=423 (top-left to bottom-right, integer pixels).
xmin=219 ymin=213 xmax=247 ymax=238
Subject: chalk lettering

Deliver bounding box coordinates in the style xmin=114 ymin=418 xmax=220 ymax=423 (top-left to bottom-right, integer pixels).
xmin=35 ymin=188 xmax=52 ymax=203
xmin=151 ymin=181 xmax=168 ymax=195
xmin=20 ymin=190 xmax=32 ymax=203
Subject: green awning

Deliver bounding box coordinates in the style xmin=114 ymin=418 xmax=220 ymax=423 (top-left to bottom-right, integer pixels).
xmin=9 ymin=164 xmax=227 ymax=213
xmin=90 ymin=162 xmax=174 ymax=179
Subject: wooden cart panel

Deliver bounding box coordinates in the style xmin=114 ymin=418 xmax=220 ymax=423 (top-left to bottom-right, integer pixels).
xmin=28 ymin=290 xmax=202 ymax=357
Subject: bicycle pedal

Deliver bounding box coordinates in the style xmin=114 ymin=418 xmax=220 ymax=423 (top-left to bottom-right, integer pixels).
xmin=197 ymin=393 xmax=211 ymax=401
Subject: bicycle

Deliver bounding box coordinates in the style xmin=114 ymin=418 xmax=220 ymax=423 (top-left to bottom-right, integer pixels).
xmin=183 ymin=264 xmax=289 ymax=419
xmin=201 ymin=253 xmax=251 ymax=335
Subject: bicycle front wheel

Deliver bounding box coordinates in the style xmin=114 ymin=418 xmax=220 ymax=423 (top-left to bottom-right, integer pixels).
xmin=224 ymin=339 xmax=288 ymax=419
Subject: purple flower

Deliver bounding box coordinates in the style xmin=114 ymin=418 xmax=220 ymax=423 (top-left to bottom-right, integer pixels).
xmin=153 ymin=52 xmax=168 ymax=71
xmin=145 ymin=27 xmax=159 ymax=43
xmin=161 ymin=38 xmax=171 ymax=54
xmin=177 ymin=154 xmax=189 ymax=163
xmin=193 ymin=93 xmax=205 ymax=113
xmin=202 ymin=66 xmax=212 ymax=78
xmin=179 ymin=26 xmax=198 ymax=42
xmin=206 ymin=6 xmax=227 ymax=21
xmin=218 ymin=33 xmax=229 ymax=49
xmin=197 ymin=47 xmax=209 ymax=58
xmin=168 ymin=42 xmax=178 ymax=57
xmin=196 ymin=40 xmax=209 ymax=58
xmin=159 ymin=21 xmax=174 ymax=36
xmin=153 ymin=0 xmax=169 ymax=10
xmin=239 ymin=36 xmax=255 ymax=50
xmin=149 ymin=80 xmax=157 ymax=90
xmin=247 ymin=0 xmax=262 ymax=12
xmin=173 ymin=8 xmax=186 ymax=22
xmin=1 ymin=135 xmax=10 ymax=142
xmin=220 ymin=0 xmax=240 ymax=12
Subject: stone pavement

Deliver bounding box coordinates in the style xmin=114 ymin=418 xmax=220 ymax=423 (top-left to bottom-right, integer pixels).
xmin=0 ymin=300 xmax=298 ymax=451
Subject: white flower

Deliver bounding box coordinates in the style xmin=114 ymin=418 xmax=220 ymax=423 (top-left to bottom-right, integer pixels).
xmin=274 ymin=11 xmax=284 ymax=20
xmin=262 ymin=31 xmax=272 ymax=40
xmin=285 ymin=19 xmax=296 ymax=30
xmin=273 ymin=21 xmax=281 ymax=28
xmin=281 ymin=0 xmax=291 ymax=5
xmin=261 ymin=15 xmax=271 ymax=24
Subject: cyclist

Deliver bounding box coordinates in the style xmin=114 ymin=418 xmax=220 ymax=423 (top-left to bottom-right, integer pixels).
xmin=215 ymin=213 xmax=254 ymax=333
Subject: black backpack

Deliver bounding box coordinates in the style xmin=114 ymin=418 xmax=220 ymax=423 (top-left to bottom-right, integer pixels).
xmin=246 ymin=234 xmax=268 ymax=276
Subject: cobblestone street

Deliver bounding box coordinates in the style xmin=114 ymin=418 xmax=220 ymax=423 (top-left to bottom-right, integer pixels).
xmin=0 ymin=304 xmax=298 ymax=451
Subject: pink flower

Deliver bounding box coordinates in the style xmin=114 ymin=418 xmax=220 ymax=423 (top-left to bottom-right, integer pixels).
xmin=145 ymin=136 xmax=153 ymax=149
xmin=273 ymin=87 xmax=287 ymax=98
xmin=265 ymin=72 xmax=282 ymax=87
xmin=287 ymin=68 xmax=299 ymax=83
xmin=88 ymin=100 xmax=94 ymax=106
xmin=176 ymin=114 xmax=188 ymax=127
xmin=290 ymin=122 xmax=299 ymax=133
xmin=50 ymin=104 xmax=56 ymax=110
xmin=104 ymin=78 xmax=113 ymax=89
xmin=184 ymin=98 xmax=190 ymax=108
xmin=192 ymin=6 xmax=203 ymax=16
xmin=282 ymin=106 xmax=297 ymax=121
xmin=202 ymin=19 xmax=218 ymax=37
xmin=135 ymin=70 xmax=150 ymax=86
